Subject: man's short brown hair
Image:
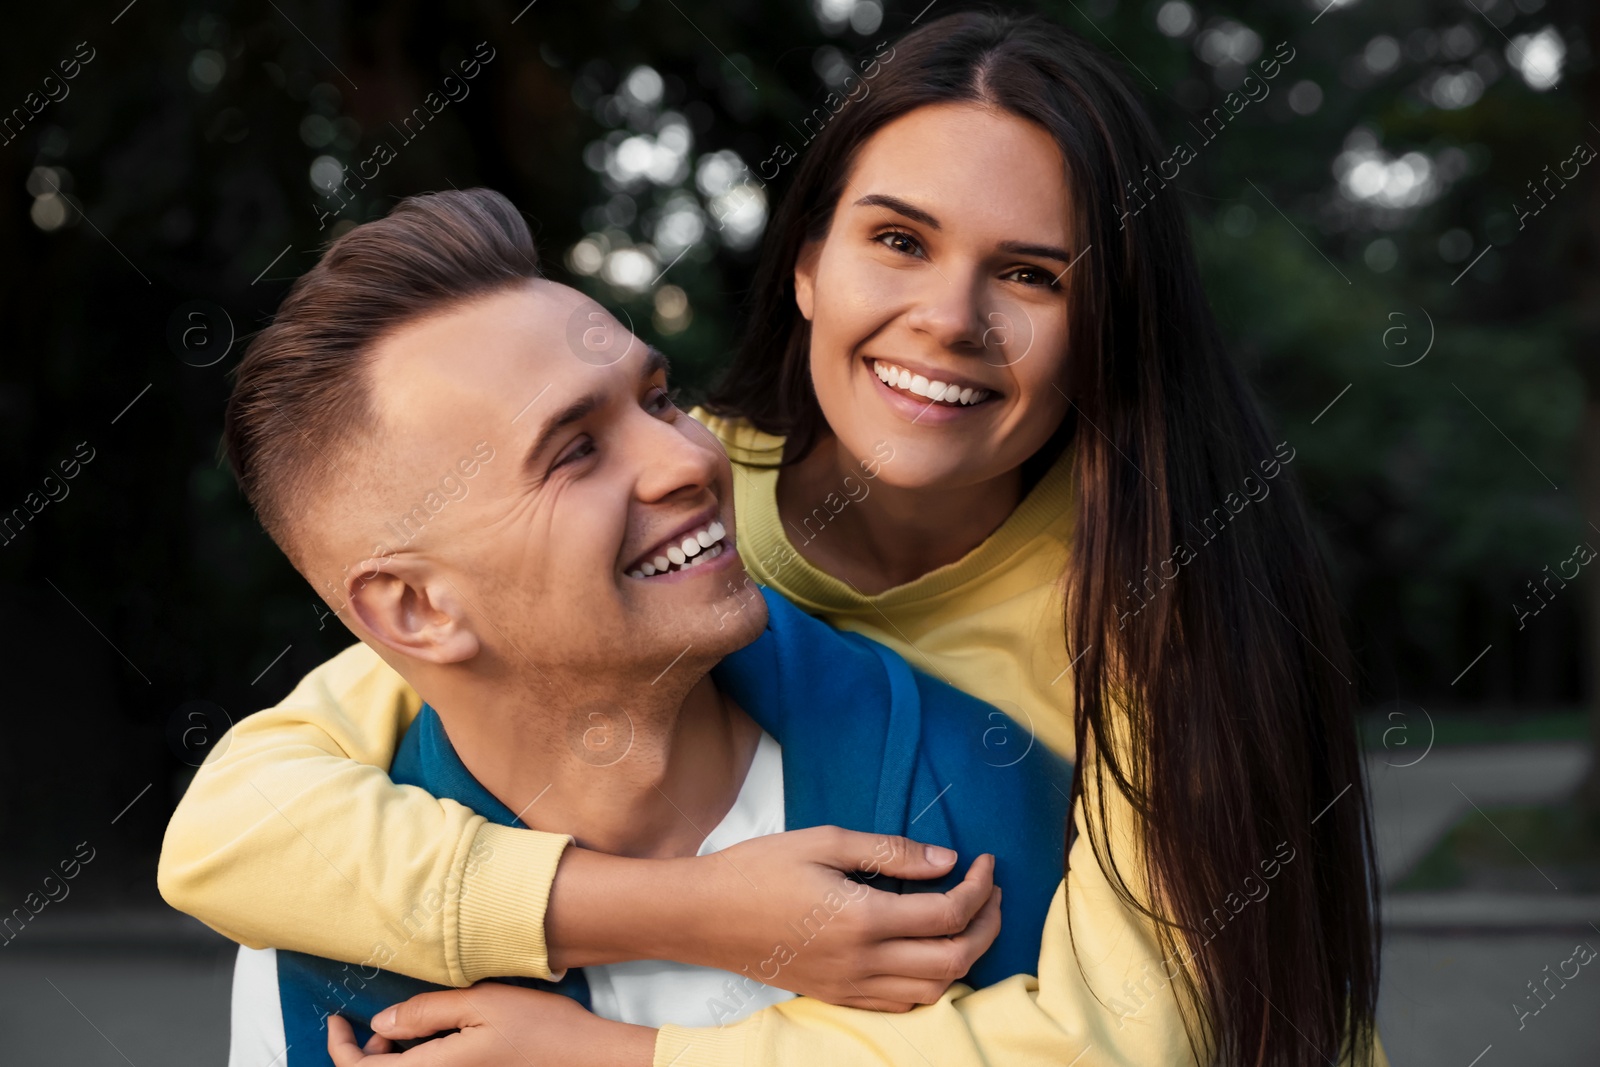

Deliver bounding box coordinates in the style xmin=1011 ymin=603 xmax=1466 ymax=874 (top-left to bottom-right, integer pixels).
xmin=224 ymin=188 xmax=540 ymax=568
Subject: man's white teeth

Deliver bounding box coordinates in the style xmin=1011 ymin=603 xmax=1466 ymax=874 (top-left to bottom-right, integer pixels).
xmin=628 ymin=542 xmax=723 ymax=579
xmin=628 ymin=520 xmax=729 ymax=579
xmin=872 ymin=360 xmax=990 ymax=405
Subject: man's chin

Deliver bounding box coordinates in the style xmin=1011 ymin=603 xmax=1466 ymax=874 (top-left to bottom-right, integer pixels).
xmin=625 ymin=563 xmax=767 ymax=656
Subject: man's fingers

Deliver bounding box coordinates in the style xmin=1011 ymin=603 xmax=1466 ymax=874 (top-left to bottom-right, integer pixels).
xmin=371 ymin=989 xmax=482 ymax=1040
xmin=329 ymin=1015 xmax=383 ymax=1066
xmin=874 ymin=853 xmax=995 ymax=937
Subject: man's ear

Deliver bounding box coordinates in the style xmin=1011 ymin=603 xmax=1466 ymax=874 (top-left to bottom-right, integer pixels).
xmin=344 ymin=555 xmax=479 ymax=664
xmin=793 ymin=239 xmax=821 ymax=322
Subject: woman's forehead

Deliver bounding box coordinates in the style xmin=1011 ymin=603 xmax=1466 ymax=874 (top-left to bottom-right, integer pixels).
xmin=842 ymin=103 xmax=1073 ymax=235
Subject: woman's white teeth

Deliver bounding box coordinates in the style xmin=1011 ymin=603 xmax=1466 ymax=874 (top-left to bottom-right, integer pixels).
xmin=631 ymin=520 xmax=729 ymax=579
xmin=872 ymin=360 xmax=990 ymax=405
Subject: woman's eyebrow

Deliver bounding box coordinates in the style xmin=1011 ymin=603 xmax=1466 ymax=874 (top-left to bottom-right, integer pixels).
xmin=854 ymin=193 xmax=940 ymax=229
xmin=998 ymin=239 xmax=1075 ymax=264
xmin=855 ymin=194 xmax=1073 ymax=263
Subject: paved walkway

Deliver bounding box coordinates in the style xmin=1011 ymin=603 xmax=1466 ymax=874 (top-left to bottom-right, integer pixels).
xmin=1365 ymin=741 xmax=1589 ymax=889
xmin=1369 ymin=741 xmax=1598 ymax=1065
xmin=1380 ymin=932 xmax=1600 ymax=1067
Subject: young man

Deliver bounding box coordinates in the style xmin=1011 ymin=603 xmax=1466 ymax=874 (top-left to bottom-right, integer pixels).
xmin=196 ymin=189 xmax=1070 ymax=1066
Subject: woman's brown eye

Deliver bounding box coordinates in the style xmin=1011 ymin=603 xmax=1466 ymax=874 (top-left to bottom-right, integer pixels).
xmin=1011 ymin=267 xmax=1058 ymax=289
xmin=878 ymin=231 xmax=920 ymax=256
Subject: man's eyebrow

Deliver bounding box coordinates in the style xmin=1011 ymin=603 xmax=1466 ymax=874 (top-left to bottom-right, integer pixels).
xmin=855 ymin=195 xmax=1074 ymax=263
xmin=854 ymin=193 xmax=941 ymax=230
xmin=522 ymin=347 xmax=672 ymax=472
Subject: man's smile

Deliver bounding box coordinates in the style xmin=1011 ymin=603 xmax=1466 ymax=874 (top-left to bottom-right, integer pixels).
xmin=625 ymin=515 xmax=732 ymax=579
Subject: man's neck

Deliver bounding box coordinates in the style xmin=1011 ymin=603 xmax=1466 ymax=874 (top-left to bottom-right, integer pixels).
xmin=422 ymin=663 xmax=763 ymax=860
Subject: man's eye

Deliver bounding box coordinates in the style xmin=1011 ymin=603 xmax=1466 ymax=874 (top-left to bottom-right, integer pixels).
xmin=553 ymin=437 xmax=595 ymax=469
xmin=874 ymin=230 xmax=923 ymax=258
xmin=644 ymin=386 xmax=675 ymax=415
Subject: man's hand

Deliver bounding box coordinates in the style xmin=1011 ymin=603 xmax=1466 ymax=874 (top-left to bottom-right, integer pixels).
xmin=327 ymin=984 xmax=654 ymax=1067
xmin=549 ymin=827 xmax=1002 ymax=1012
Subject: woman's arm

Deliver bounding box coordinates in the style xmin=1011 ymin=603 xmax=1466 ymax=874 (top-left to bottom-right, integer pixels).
xmin=158 ymin=644 xmax=1004 ymax=998
xmin=345 ymin=785 xmax=1389 ymax=1067
xmin=157 ymin=642 xmax=572 ymax=986
xmin=330 ymin=796 xmax=1187 ymax=1067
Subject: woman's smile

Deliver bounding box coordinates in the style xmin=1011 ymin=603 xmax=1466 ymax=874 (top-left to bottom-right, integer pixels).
xmin=864 ymin=355 xmax=999 ymax=426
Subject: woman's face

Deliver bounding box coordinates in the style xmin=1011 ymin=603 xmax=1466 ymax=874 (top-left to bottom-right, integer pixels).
xmin=795 ymin=102 xmax=1076 ymax=492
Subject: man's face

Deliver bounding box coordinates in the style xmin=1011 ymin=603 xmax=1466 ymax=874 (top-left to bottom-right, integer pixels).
xmin=349 ymin=279 xmax=765 ymax=681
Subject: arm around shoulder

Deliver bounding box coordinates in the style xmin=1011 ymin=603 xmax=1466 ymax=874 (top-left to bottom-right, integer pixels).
xmin=157 ymin=643 xmax=571 ymax=986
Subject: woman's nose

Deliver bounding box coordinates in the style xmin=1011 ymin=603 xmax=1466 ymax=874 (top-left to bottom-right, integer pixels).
xmin=903 ymin=269 xmax=986 ymax=350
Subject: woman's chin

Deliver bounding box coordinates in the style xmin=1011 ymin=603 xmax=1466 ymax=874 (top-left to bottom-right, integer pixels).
xmin=848 ymin=444 xmax=1000 ymax=496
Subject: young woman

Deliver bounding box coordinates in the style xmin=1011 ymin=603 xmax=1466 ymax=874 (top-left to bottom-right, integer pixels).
xmin=161 ymin=11 xmax=1382 ymax=1067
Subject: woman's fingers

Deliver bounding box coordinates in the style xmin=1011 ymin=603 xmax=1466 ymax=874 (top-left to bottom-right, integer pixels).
xmin=871 ymin=885 xmax=1002 ymax=984
xmin=837 ymin=995 xmax=918 ymax=1013
xmin=796 ymin=826 xmax=961 ymax=882
xmin=873 ymin=853 xmax=996 ymax=938
xmin=954 ymin=882 xmax=1002 ymax=950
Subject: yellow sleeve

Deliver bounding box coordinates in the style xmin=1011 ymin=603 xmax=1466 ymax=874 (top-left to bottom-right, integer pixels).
xmin=654 ymin=784 xmax=1391 ymax=1067
xmin=156 ymin=643 xmax=572 ymax=986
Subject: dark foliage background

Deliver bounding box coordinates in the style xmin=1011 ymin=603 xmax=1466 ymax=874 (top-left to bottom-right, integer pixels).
xmin=1 ymin=0 xmax=1595 ymax=906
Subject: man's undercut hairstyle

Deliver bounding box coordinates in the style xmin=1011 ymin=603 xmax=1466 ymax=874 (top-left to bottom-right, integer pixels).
xmin=224 ymin=188 xmax=540 ymax=568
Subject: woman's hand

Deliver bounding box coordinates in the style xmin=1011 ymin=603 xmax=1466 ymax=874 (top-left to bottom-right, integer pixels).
xmin=327 ymin=984 xmax=655 ymax=1067
xmin=547 ymin=826 xmax=1002 ymax=1012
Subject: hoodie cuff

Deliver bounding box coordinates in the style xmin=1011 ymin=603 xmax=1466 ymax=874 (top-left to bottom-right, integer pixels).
xmin=655 ymin=1022 xmax=753 ymax=1067
xmin=452 ymin=822 xmax=573 ymax=983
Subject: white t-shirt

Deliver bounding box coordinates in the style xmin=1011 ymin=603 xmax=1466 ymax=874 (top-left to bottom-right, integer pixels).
xmin=583 ymin=729 xmax=795 ymax=1027
xmin=229 ymin=729 xmax=793 ymax=1065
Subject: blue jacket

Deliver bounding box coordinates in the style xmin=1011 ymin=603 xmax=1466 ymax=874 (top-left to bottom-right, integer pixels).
xmin=275 ymin=587 xmax=1072 ymax=1064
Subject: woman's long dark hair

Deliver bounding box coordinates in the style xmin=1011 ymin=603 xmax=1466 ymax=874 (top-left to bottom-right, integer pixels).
xmin=706 ymin=10 xmax=1379 ymax=1066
